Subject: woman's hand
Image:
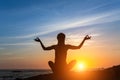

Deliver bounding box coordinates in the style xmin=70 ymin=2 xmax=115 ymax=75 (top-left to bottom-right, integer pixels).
xmin=84 ymin=35 xmax=91 ymax=40
xmin=34 ymin=37 xmax=41 ymax=42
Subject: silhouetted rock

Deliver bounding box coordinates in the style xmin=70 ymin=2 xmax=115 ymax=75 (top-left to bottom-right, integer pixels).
xmin=23 ymin=65 xmax=120 ymax=80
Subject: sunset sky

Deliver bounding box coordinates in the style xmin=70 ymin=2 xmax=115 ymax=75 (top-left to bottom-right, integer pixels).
xmin=0 ymin=0 xmax=120 ymax=70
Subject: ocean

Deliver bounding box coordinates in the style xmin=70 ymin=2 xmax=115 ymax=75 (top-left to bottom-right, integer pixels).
xmin=0 ymin=69 xmax=52 ymax=80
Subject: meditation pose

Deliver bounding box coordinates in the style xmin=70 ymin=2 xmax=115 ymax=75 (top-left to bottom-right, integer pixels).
xmin=34 ymin=33 xmax=91 ymax=74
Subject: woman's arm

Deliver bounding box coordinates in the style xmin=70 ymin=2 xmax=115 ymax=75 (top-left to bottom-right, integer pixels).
xmin=67 ymin=35 xmax=91 ymax=49
xmin=34 ymin=37 xmax=55 ymax=50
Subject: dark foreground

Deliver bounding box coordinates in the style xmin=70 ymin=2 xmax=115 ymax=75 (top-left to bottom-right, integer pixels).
xmin=22 ymin=65 xmax=120 ymax=80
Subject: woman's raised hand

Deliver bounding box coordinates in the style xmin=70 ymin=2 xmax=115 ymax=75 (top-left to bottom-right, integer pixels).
xmin=34 ymin=37 xmax=41 ymax=42
xmin=84 ymin=35 xmax=91 ymax=40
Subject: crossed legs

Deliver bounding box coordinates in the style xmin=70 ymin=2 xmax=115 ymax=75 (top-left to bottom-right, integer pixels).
xmin=48 ymin=60 xmax=76 ymax=73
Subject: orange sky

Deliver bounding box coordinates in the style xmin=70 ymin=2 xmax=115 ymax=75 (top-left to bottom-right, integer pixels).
xmin=0 ymin=0 xmax=120 ymax=70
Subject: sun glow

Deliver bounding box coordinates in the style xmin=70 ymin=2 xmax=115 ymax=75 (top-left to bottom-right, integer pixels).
xmin=74 ymin=62 xmax=86 ymax=72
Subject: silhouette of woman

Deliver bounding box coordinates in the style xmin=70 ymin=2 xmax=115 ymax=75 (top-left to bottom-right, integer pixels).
xmin=34 ymin=33 xmax=91 ymax=74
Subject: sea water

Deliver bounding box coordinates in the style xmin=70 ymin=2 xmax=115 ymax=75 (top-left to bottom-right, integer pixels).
xmin=0 ymin=69 xmax=52 ymax=80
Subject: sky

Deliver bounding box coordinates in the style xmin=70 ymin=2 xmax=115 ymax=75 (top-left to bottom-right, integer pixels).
xmin=0 ymin=0 xmax=120 ymax=69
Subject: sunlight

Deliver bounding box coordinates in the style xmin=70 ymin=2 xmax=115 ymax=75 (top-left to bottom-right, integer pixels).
xmin=74 ymin=62 xmax=86 ymax=72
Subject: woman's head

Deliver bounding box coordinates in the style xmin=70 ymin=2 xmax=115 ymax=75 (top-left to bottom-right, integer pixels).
xmin=57 ymin=33 xmax=65 ymax=44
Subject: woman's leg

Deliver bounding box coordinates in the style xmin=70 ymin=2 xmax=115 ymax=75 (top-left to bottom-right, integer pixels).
xmin=48 ymin=61 xmax=55 ymax=73
xmin=67 ymin=60 xmax=76 ymax=70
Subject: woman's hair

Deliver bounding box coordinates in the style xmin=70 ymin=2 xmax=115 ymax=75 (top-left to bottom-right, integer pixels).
xmin=57 ymin=33 xmax=65 ymax=40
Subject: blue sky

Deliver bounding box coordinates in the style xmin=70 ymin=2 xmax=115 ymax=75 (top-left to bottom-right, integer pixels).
xmin=0 ymin=0 xmax=120 ymax=69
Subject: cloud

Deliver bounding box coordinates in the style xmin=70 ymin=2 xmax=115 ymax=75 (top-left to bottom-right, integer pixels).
xmin=82 ymin=2 xmax=111 ymax=13
xmin=3 ymin=9 xmax=120 ymax=39
xmin=0 ymin=47 xmax=4 ymax=50
xmin=9 ymin=30 xmax=55 ymax=39
xmin=0 ymin=52 xmax=14 ymax=56
xmin=0 ymin=42 xmax=36 ymax=46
